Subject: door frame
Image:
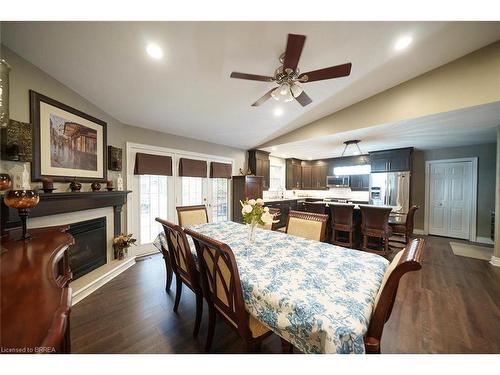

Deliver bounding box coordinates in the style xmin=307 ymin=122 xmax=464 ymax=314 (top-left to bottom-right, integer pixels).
xmin=126 ymin=142 xmax=234 ymax=255
xmin=424 ymin=157 xmax=478 ymax=242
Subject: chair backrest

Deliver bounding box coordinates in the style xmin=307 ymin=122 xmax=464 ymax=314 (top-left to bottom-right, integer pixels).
xmin=184 ymin=227 xmax=250 ymax=338
xmin=285 ymin=210 xmax=329 ymax=242
xmin=405 ymin=205 xmax=419 ymax=234
xmin=155 ymin=218 xmax=199 ymax=292
xmin=365 ymin=238 xmax=425 ymax=353
xmin=259 ymin=207 xmax=280 ymax=231
xmin=176 ymin=205 xmax=208 ymax=227
xmin=359 ymin=205 xmax=392 ymax=232
xmin=304 ymin=202 xmax=326 ymax=214
xmin=330 ymin=203 xmax=355 ymax=226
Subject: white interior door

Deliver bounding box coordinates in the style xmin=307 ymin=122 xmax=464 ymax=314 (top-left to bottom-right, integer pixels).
xmin=428 ymin=161 xmax=472 ymax=239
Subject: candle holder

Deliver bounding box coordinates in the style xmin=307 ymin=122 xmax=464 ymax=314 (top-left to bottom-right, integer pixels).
xmin=0 ymin=173 xmax=12 ymax=191
xmin=4 ymin=190 xmax=40 ymax=240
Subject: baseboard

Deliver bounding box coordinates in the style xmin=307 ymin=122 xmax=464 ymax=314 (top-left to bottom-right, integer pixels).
xmin=70 ymin=256 xmax=136 ymax=306
xmin=490 ymin=256 xmax=500 ymax=267
xmin=476 ymin=236 xmax=494 ymax=245
xmin=413 ymin=228 xmax=426 ymax=235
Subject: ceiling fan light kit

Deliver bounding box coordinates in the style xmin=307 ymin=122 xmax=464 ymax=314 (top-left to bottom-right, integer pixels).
xmin=230 ymin=33 xmax=352 ymax=108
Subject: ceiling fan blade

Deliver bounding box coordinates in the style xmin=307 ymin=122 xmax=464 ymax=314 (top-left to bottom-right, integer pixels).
xmin=283 ymin=34 xmax=306 ymax=72
xmin=295 ymin=91 xmax=312 ymax=107
xmin=230 ymin=72 xmax=274 ymax=82
xmin=299 ymin=63 xmax=352 ymax=83
xmin=251 ymin=88 xmax=275 ymax=107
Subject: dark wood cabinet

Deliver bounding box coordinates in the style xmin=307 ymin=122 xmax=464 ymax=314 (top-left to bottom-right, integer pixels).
xmin=349 ymin=174 xmax=370 ymax=191
xmin=248 ymin=150 xmax=270 ymax=191
xmin=311 ymin=161 xmax=328 ymax=189
xmin=286 ymin=158 xmax=302 ymax=190
xmin=232 ymin=175 xmax=263 ymax=222
xmin=369 ymin=148 xmax=413 ymax=173
xmin=301 ymin=162 xmax=312 ymax=189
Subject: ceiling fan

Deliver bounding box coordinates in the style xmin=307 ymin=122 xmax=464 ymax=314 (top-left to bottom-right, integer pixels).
xmin=230 ymin=33 xmax=352 ymax=107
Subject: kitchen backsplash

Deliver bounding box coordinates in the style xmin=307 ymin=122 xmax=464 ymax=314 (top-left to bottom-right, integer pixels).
xmin=263 ymin=187 xmax=369 ymax=201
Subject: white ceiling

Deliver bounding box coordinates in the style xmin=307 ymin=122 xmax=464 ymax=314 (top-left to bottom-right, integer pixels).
xmin=2 ymin=21 xmax=500 ymax=149
xmin=261 ymin=101 xmax=500 ymax=160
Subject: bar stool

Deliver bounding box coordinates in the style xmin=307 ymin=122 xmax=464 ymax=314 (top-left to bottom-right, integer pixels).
xmin=389 ymin=205 xmax=419 ymax=249
xmin=329 ymin=203 xmax=355 ymax=248
xmin=359 ymin=205 xmax=393 ymax=256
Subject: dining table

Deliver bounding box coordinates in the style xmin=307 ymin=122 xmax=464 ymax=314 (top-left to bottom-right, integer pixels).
xmin=153 ymin=221 xmax=389 ymax=354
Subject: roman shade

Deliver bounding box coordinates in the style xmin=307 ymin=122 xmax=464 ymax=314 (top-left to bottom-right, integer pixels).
xmin=178 ymin=158 xmax=207 ymax=178
xmin=134 ymin=153 xmax=172 ymax=176
xmin=210 ymin=162 xmax=232 ymax=179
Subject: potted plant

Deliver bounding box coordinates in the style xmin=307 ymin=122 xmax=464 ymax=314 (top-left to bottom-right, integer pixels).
xmin=113 ymin=233 xmax=137 ymax=260
xmin=240 ymin=198 xmax=278 ymax=242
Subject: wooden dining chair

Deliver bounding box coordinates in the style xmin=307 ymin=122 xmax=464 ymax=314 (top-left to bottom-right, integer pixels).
xmin=329 ymin=203 xmax=356 ymax=248
xmin=259 ymin=207 xmax=280 ymax=231
xmin=285 ymin=210 xmax=329 ymax=242
xmin=176 ymin=205 xmax=209 ymax=227
xmin=365 ymin=238 xmax=425 ymax=354
xmin=389 ymin=205 xmax=419 ymax=249
xmin=155 ymin=218 xmax=203 ymax=337
xmin=359 ymin=205 xmax=393 ymax=256
xmin=184 ymin=227 xmax=274 ymax=352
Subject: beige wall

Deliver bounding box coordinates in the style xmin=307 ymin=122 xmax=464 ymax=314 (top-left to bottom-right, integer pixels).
xmin=411 ymin=144 xmax=496 ymax=238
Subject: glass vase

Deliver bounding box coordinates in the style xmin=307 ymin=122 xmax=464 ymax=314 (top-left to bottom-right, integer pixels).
xmin=247 ymin=223 xmax=257 ymax=243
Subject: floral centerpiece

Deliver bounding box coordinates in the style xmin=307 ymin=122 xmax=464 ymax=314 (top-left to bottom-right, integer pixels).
xmin=113 ymin=233 xmax=137 ymax=260
xmin=240 ymin=198 xmax=278 ymax=242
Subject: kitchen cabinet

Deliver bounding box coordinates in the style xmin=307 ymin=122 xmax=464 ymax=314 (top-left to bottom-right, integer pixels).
xmin=369 ymin=148 xmax=413 ymax=173
xmin=232 ymin=176 xmax=263 ymax=223
xmin=248 ymin=150 xmax=270 ymax=190
xmin=349 ymin=174 xmax=370 ymax=191
xmin=311 ymin=161 xmax=328 ymax=189
xmin=286 ymin=158 xmax=302 ymax=190
xmin=301 ymin=162 xmax=312 ymax=189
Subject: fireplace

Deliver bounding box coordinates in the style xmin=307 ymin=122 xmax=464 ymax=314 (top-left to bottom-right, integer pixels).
xmin=68 ymin=217 xmax=107 ymax=280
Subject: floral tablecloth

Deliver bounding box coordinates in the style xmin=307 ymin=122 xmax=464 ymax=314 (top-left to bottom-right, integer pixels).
xmin=153 ymin=221 xmax=388 ymax=354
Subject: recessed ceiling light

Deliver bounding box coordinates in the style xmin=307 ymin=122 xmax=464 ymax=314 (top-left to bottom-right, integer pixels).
xmin=271 ymin=146 xmax=277 ymax=151
xmin=307 ymin=157 xmax=312 ymax=160
xmin=394 ymin=36 xmax=413 ymax=51
xmin=146 ymin=43 xmax=163 ymax=59
xmin=281 ymin=154 xmax=288 ymax=158
xmin=273 ymin=108 xmax=284 ymax=117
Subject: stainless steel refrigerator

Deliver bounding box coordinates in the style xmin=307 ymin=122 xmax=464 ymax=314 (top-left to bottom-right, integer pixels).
xmin=369 ymin=171 xmax=410 ymax=217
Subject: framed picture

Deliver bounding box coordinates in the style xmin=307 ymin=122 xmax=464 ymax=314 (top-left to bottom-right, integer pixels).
xmin=30 ymin=90 xmax=107 ymax=182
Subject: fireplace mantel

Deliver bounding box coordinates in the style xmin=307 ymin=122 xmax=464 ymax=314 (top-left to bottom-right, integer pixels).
xmin=1 ymin=191 xmax=131 ymax=235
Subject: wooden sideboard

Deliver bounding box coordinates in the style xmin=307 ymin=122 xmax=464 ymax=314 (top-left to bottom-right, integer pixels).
xmin=1 ymin=226 xmax=74 ymax=354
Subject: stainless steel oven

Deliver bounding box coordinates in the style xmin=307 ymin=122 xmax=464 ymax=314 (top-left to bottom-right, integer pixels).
xmin=326 ymin=175 xmax=350 ymax=188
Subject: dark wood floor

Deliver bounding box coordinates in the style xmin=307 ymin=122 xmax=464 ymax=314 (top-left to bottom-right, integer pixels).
xmin=71 ymin=235 xmax=500 ymax=354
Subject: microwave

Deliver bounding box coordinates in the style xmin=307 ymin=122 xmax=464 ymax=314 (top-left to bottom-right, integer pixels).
xmin=326 ymin=175 xmax=350 ymax=188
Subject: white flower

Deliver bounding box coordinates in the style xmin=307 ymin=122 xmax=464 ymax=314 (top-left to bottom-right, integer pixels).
xmin=241 ymin=204 xmax=253 ymax=214
xmin=256 ymin=198 xmax=264 ymax=206
xmin=248 ymin=199 xmax=256 ymax=206
xmin=263 ymin=206 xmax=269 ymax=212
xmin=261 ymin=212 xmax=273 ymax=225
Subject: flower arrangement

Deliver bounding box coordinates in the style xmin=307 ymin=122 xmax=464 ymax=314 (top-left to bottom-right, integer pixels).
xmin=240 ymin=198 xmax=278 ymax=242
xmin=113 ymin=233 xmax=137 ymax=260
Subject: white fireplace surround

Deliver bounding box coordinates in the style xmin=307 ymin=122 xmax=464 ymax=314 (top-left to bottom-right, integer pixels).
xmin=28 ymin=207 xmax=135 ymax=305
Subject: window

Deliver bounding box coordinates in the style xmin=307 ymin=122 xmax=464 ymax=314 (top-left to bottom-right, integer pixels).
xmin=212 ymin=178 xmax=228 ymax=222
xmin=139 ymin=175 xmax=168 ymax=245
xmin=269 ymin=164 xmax=284 ymax=191
xmin=182 ymin=176 xmax=203 ymax=205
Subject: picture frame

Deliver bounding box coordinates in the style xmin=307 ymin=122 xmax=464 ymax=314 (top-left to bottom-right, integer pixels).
xmin=30 ymin=90 xmax=107 ymax=182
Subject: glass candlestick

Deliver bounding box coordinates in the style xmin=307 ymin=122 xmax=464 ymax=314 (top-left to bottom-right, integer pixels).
xmin=4 ymin=190 xmax=40 ymax=240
